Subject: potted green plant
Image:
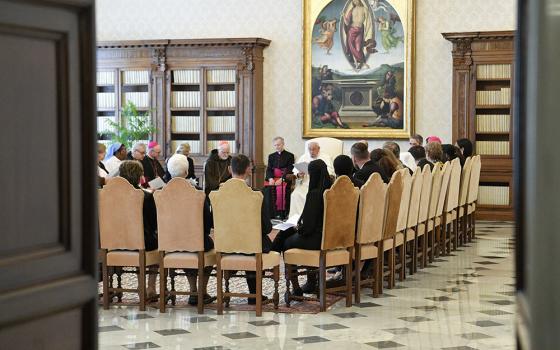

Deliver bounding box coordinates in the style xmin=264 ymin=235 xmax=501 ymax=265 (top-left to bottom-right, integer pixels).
xmin=106 ymin=101 xmax=156 ymax=148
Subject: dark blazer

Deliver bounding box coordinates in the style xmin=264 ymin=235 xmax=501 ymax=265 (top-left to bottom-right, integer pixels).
xmin=141 ymin=190 xmax=158 ymax=251
xmin=417 ymin=158 xmax=434 ymax=171
xmin=142 ymin=156 xmax=165 ymax=183
xmin=354 ymin=160 xmax=389 ymax=184
xmin=265 ymin=150 xmax=295 ymax=179
xmin=202 ymin=196 xmax=214 ymax=251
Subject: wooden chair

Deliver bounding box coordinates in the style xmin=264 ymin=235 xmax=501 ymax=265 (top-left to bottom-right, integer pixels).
xmin=153 ymin=178 xmax=215 ymax=314
xmin=457 ymin=157 xmax=473 ymax=246
xmin=284 ymin=176 xmax=359 ymax=311
xmin=435 ymin=162 xmax=453 ymax=256
xmin=209 ymin=179 xmax=280 ymax=317
xmin=425 ymin=164 xmax=443 ymax=262
xmin=377 ymin=171 xmax=404 ymax=294
xmin=466 ymin=155 xmax=482 ymax=241
xmin=99 ymin=177 xmax=159 ymax=311
xmin=354 ymin=173 xmax=387 ymax=303
xmin=404 ymin=168 xmax=423 ymax=275
xmin=414 ymin=165 xmax=433 ymax=270
xmin=393 ymin=169 xmax=412 ymax=281
xmin=442 ymin=159 xmax=462 ymax=254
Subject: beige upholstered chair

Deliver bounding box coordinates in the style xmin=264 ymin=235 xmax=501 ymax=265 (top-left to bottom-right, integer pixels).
xmin=209 ymin=179 xmax=280 ymax=317
xmin=378 ymin=171 xmax=404 ymax=294
xmin=457 ymin=157 xmax=473 ymax=246
xmin=442 ymin=158 xmax=462 ymax=254
xmin=153 ymin=178 xmax=215 ymax=314
xmin=466 ymin=155 xmax=482 ymax=240
xmin=404 ymin=168 xmax=423 ymax=275
xmin=99 ymin=177 xmax=159 ymax=311
xmin=435 ymin=162 xmax=452 ymax=256
xmin=414 ymin=165 xmax=433 ymax=270
xmin=426 ymin=164 xmax=443 ymax=262
xmin=394 ymin=169 xmax=412 ymax=281
xmin=304 ymin=137 xmax=343 ymax=160
xmin=284 ymin=176 xmax=359 ymax=311
xmin=354 ymin=173 xmax=387 ymax=302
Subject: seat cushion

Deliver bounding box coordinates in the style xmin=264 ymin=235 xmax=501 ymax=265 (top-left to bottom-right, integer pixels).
xmin=405 ymin=228 xmax=416 ymax=242
xmin=284 ymin=249 xmax=349 ymax=267
xmin=163 ymin=250 xmax=216 ymax=269
xmin=417 ymin=223 xmax=426 ymax=236
xmin=382 ymin=234 xmax=404 ymax=251
xmin=220 ymin=252 xmax=280 ymax=271
xmin=355 ymin=244 xmax=378 ymax=260
xmin=446 ymin=210 xmax=457 ymax=222
xmin=106 ymin=249 xmax=159 ymax=267
xmin=468 ymin=203 xmax=475 ymax=214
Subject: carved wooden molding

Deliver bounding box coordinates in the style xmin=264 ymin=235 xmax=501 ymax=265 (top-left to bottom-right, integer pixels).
xmin=151 ymin=48 xmax=166 ymax=71
xmin=241 ymin=47 xmax=254 ymax=72
xmin=98 ymin=38 xmax=271 ymax=49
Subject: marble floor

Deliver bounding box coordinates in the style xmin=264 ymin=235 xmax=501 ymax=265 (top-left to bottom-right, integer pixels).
xmin=98 ymin=221 xmax=516 ymax=350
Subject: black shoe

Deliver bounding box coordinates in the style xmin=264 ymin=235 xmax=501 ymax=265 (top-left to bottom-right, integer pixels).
xmin=301 ymin=278 xmax=318 ymax=294
xmin=292 ymin=287 xmax=304 ymax=297
xmin=188 ymin=293 xmax=214 ymax=306
xmin=248 ymin=295 xmax=269 ymax=305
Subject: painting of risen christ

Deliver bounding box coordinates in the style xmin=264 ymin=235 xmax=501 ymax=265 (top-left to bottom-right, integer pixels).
xmin=341 ymin=0 xmax=374 ymax=70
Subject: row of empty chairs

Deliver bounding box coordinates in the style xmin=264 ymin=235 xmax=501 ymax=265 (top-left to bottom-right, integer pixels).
xmin=98 ymin=156 xmax=482 ymax=316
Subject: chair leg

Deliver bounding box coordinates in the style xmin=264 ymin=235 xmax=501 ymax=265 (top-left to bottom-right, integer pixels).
xmin=159 ymin=252 xmax=166 ymax=313
xmin=453 ymin=217 xmax=458 ymax=251
xmin=139 ymin=251 xmax=146 ymax=312
xmin=373 ymin=256 xmax=379 ymax=298
xmin=216 ymin=253 xmax=223 ymax=315
xmin=284 ymin=263 xmax=292 ymax=307
xmin=197 ymin=252 xmax=204 ymax=314
xmin=388 ymin=247 xmax=395 ymax=289
xmin=273 ymin=266 xmax=279 ymax=309
xmin=377 ymin=242 xmax=384 ymax=296
xmin=346 ymin=247 xmax=353 ymax=307
xmin=101 ymin=250 xmax=109 ymax=309
xmin=355 ymin=245 xmax=361 ymax=304
xmin=319 ymin=252 xmax=327 ymax=312
xmin=256 ymin=254 xmax=263 ymax=317
xmin=399 ymin=244 xmax=405 ymax=282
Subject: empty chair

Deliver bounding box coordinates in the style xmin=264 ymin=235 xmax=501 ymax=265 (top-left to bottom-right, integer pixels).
xmin=466 ymin=155 xmax=482 ymax=240
xmin=154 ymin=178 xmax=215 ymax=314
xmin=426 ymin=164 xmax=443 ymax=262
xmin=99 ymin=177 xmax=159 ymax=311
xmin=435 ymin=162 xmax=453 ymax=256
xmin=354 ymin=173 xmax=387 ymax=302
xmin=284 ymin=176 xmax=359 ymax=311
xmin=210 ymin=179 xmax=281 ymax=317
xmin=394 ymin=169 xmax=412 ymax=281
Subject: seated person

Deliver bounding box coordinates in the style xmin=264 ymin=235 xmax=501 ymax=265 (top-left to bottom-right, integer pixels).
xmin=166 ymin=154 xmax=214 ymax=305
xmin=272 ymin=159 xmax=332 ymax=294
xmin=142 ymin=141 xmax=165 ymax=186
xmin=118 ymin=160 xmax=158 ymax=297
xmin=204 ymin=141 xmax=232 ymax=195
xmin=371 ymin=148 xmax=401 ymax=179
xmin=456 ymin=138 xmax=473 ymax=158
xmin=217 ymin=154 xmax=273 ymax=305
xmin=334 ymin=155 xmax=363 ymax=188
xmin=164 ymin=142 xmax=197 ymax=183
xmin=289 ymin=142 xmax=334 ymax=217
xmin=104 ymin=142 xmax=127 ymax=175
xmin=383 ymin=141 xmax=413 ymax=175
xmin=265 ymin=137 xmax=295 ymax=216
xmin=351 ymin=142 xmax=389 ymax=184
xmin=443 ymin=144 xmax=466 ymax=167
xmin=425 ymin=141 xmax=445 ymax=164
xmin=409 ymin=145 xmax=434 ymax=170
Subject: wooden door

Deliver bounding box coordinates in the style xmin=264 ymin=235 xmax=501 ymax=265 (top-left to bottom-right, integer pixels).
xmin=0 ymin=0 xmax=97 ymax=348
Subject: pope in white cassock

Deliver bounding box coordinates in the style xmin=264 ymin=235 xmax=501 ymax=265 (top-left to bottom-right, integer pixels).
xmin=288 ymin=141 xmax=334 ymax=217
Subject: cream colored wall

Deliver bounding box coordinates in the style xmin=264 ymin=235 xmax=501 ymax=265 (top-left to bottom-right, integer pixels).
xmin=96 ymin=0 xmax=516 ymax=159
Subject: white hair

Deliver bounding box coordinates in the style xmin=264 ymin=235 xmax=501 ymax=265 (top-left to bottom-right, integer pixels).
xmin=167 ymin=154 xmax=189 ymax=178
xmin=273 ymin=136 xmax=284 ymax=143
xmin=132 ymin=142 xmax=146 ymax=152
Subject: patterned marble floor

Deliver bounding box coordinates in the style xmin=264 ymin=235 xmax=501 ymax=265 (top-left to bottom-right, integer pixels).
xmin=98 ymin=221 xmax=516 ymax=350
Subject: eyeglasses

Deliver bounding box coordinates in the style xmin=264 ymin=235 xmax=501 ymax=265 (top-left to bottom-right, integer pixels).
xmin=134 ymin=150 xmax=146 ymax=155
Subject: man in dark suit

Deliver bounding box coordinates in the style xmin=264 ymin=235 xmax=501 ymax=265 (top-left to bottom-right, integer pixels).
xmin=351 ymin=142 xmax=389 ymax=184
xmin=409 ymin=145 xmax=434 ymax=170
xmin=228 ymin=154 xmax=272 ymax=304
xmin=265 ymin=137 xmax=295 ymax=218
xmin=142 ymin=141 xmax=165 ymax=186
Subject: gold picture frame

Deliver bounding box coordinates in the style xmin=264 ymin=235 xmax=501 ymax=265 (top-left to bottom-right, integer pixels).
xmin=303 ymin=0 xmax=415 ymax=138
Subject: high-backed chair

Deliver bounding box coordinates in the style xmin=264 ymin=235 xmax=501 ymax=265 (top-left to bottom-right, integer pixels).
xmin=378 ymin=171 xmax=404 ymax=294
xmin=154 ymin=178 xmax=215 ymax=314
xmin=304 ymin=137 xmax=343 ymax=160
xmin=284 ymin=176 xmax=359 ymax=311
xmin=210 ymin=179 xmax=281 ymax=317
xmin=426 ymin=164 xmax=443 ymax=262
xmin=466 ymin=155 xmax=482 ymax=240
xmin=457 ymin=157 xmax=473 ymax=245
xmin=394 ymin=169 xmax=412 ymax=281
xmin=435 ymin=162 xmax=453 ymax=256
xmin=99 ymin=177 xmax=159 ymax=311
xmin=414 ymin=165 xmax=433 ymax=270
xmin=442 ymin=158 xmax=462 ymax=254
xmin=354 ymin=173 xmax=387 ymax=302
xmin=404 ymin=168 xmax=423 ymax=275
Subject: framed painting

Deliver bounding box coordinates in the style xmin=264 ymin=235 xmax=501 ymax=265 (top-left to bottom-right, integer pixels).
xmin=303 ymin=0 xmax=415 ymax=138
